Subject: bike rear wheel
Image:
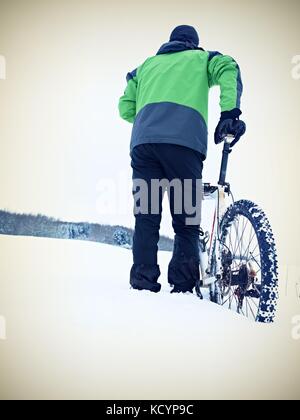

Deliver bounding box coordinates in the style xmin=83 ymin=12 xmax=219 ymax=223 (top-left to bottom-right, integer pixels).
xmin=210 ymin=200 xmax=278 ymax=323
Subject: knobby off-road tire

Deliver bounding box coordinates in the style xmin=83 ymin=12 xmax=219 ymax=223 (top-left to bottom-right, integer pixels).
xmin=210 ymin=200 xmax=279 ymax=323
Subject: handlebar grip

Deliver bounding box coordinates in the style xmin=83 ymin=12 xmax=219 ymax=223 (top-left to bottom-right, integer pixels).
xmin=224 ymin=134 xmax=235 ymax=144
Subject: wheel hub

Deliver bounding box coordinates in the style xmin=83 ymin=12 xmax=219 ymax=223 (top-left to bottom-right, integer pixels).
xmin=220 ymin=251 xmax=259 ymax=296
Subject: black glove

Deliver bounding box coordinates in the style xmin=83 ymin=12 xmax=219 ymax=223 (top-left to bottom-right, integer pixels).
xmin=214 ymin=108 xmax=246 ymax=147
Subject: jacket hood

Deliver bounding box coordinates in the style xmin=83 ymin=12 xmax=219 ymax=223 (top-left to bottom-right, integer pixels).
xmin=169 ymin=25 xmax=199 ymax=46
xmin=156 ymin=40 xmax=204 ymax=56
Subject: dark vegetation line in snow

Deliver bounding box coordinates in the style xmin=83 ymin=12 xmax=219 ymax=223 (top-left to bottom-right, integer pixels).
xmin=0 ymin=210 xmax=173 ymax=251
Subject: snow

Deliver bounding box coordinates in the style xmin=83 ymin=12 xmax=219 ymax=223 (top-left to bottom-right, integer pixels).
xmin=0 ymin=235 xmax=299 ymax=400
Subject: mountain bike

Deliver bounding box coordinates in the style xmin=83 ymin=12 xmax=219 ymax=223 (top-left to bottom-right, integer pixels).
xmin=196 ymin=135 xmax=279 ymax=323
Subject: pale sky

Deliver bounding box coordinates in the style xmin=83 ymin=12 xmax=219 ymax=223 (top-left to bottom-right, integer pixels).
xmin=0 ymin=0 xmax=299 ymax=265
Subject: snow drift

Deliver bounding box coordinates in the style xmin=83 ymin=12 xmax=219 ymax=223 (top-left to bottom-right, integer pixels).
xmin=0 ymin=235 xmax=299 ymax=400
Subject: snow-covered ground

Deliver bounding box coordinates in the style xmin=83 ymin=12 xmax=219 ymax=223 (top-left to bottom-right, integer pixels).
xmin=0 ymin=235 xmax=299 ymax=400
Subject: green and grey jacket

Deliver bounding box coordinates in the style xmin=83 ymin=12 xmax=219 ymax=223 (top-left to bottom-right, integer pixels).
xmin=118 ymin=41 xmax=243 ymax=159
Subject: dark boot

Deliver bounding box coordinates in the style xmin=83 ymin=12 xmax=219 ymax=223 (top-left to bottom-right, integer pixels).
xmin=171 ymin=285 xmax=194 ymax=294
xmin=168 ymin=254 xmax=200 ymax=293
xmin=130 ymin=264 xmax=161 ymax=293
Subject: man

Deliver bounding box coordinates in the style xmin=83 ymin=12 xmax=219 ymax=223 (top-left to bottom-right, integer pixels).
xmin=118 ymin=25 xmax=246 ymax=294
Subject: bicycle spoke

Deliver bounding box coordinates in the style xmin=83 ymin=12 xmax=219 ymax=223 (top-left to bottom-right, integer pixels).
xmin=237 ymin=217 xmax=249 ymax=258
xmin=240 ymin=224 xmax=257 ymax=263
xmin=249 ymin=241 xmax=259 ymax=255
xmin=223 ymin=289 xmax=235 ymax=306
xmin=248 ymin=296 xmax=259 ymax=309
xmin=244 ymin=230 xmax=256 ymax=261
xmin=253 ymin=283 xmax=262 ymax=294
xmin=236 ymin=217 xmax=245 ymax=258
xmin=233 ymin=218 xmax=241 ymax=258
xmin=246 ymin=241 xmax=259 ymax=262
xmin=249 ymin=252 xmax=261 ymax=269
xmin=246 ymin=298 xmax=257 ymax=319
xmin=228 ymin=226 xmax=238 ymax=270
xmin=249 ymin=253 xmax=260 ymax=261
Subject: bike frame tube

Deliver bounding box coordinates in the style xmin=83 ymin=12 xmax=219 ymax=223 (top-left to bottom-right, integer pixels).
xmin=200 ymin=136 xmax=234 ymax=285
xmin=200 ymin=186 xmax=227 ymax=284
xmin=211 ymin=187 xmax=227 ymax=277
xmin=218 ymin=135 xmax=234 ymax=186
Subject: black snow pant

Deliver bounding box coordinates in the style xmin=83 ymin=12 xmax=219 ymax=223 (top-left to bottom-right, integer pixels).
xmin=130 ymin=144 xmax=204 ymax=293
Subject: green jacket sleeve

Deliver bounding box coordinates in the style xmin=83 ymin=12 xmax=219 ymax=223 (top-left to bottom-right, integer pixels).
xmin=118 ymin=69 xmax=138 ymax=123
xmin=208 ymin=52 xmax=243 ymax=112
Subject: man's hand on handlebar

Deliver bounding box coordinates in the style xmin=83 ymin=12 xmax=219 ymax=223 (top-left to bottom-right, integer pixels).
xmin=214 ymin=108 xmax=246 ymax=147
